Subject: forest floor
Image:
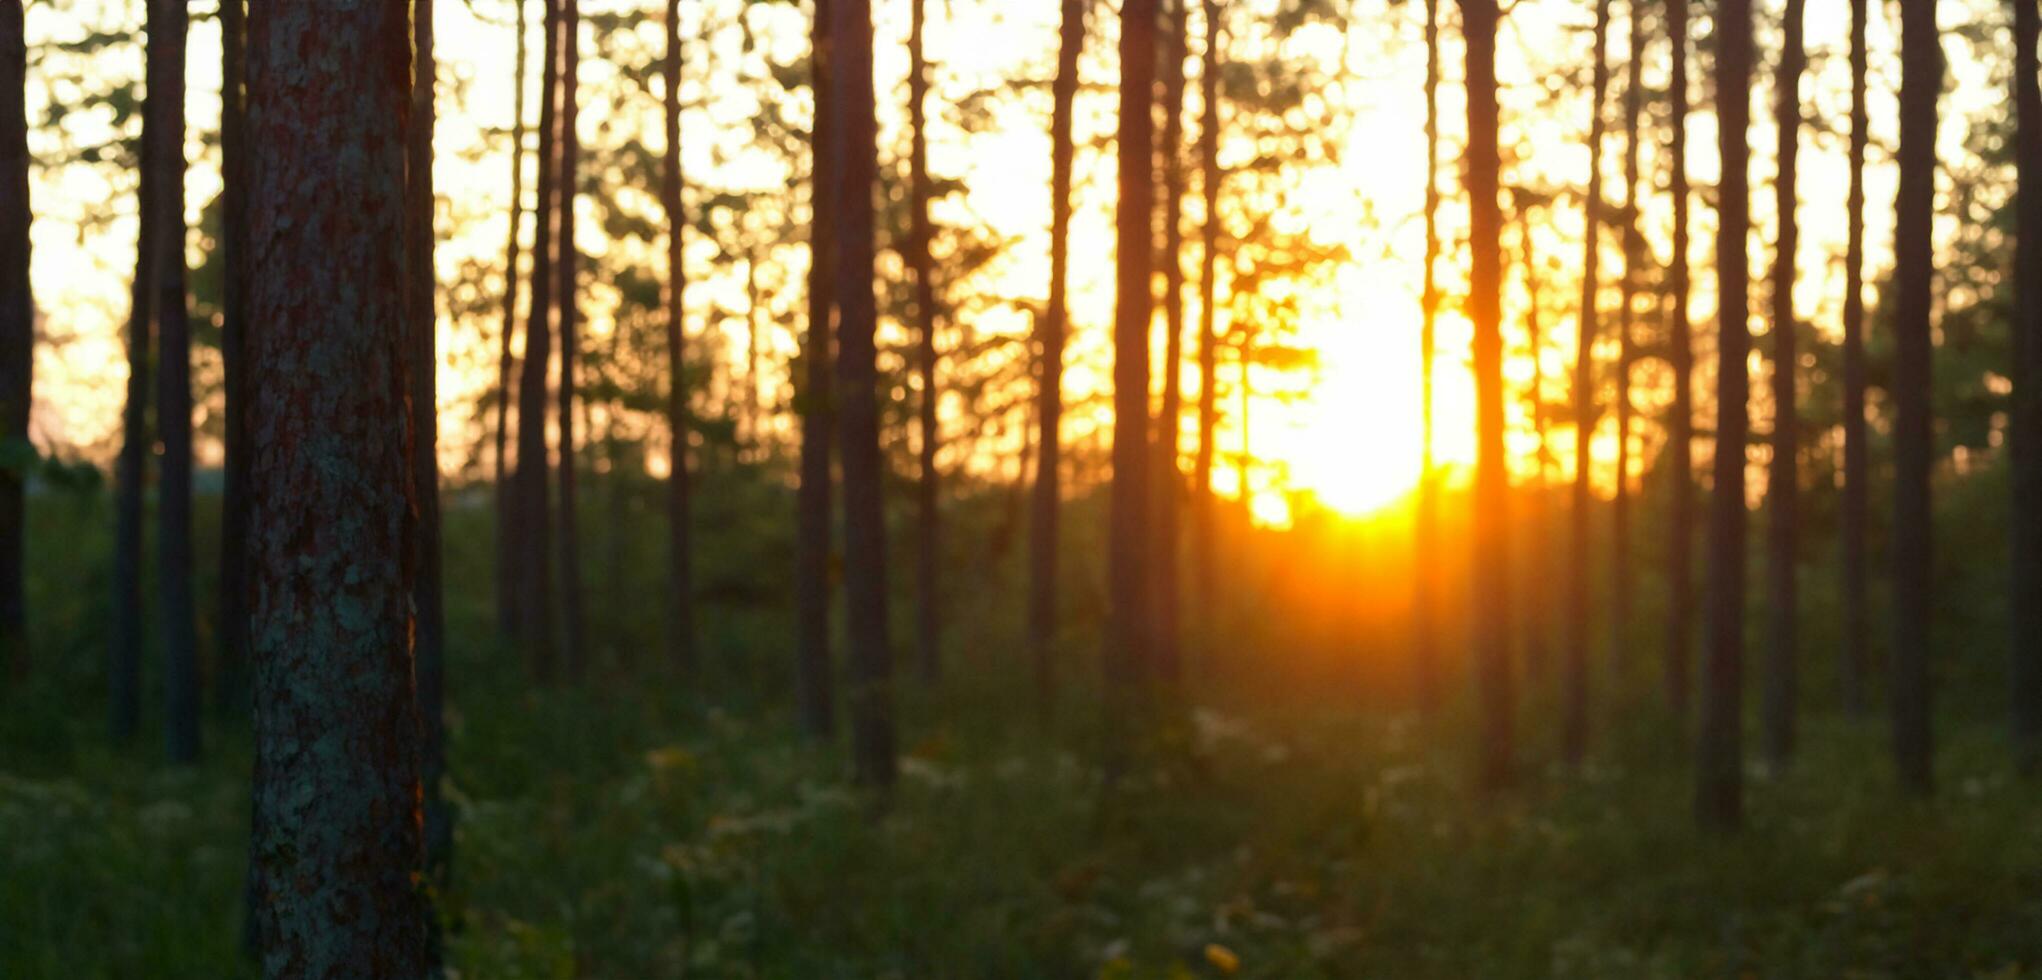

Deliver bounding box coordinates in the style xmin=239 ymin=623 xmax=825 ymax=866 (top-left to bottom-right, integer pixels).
xmin=7 ymin=485 xmax=2042 ymax=978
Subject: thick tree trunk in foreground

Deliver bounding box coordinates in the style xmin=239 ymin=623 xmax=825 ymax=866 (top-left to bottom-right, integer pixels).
xmin=1462 ymin=0 xmax=1512 ymax=791
xmin=556 ymin=0 xmax=586 ymax=678
xmin=2014 ymin=0 xmax=2042 ymax=772
xmin=1890 ymin=0 xmax=1939 ymax=796
xmin=1109 ymin=0 xmax=1159 ymax=773
xmin=908 ymin=0 xmax=941 ymax=684
xmin=1763 ymin=0 xmax=1806 ymax=768
xmin=149 ymin=0 xmax=200 ymax=765
xmin=1664 ymin=0 xmax=1694 ymax=721
xmin=408 ymin=0 xmax=450 ymax=906
xmin=1699 ymin=0 xmax=1753 ymax=832
xmin=1154 ymin=0 xmax=1190 ymax=685
xmin=245 ymin=2 xmax=426 ymax=973
xmin=1192 ymin=0 xmax=1222 ymax=668
xmin=830 ymin=0 xmax=897 ymax=788
xmin=495 ymin=0 xmax=528 ymax=639
xmin=664 ymin=0 xmax=696 ymax=673
xmin=1566 ymin=0 xmax=1610 ymax=767
xmin=0 ymin=0 xmax=29 ymax=679
xmin=795 ymin=0 xmax=837 ymax=739
xmin=1840 ymin=0 xmax=1871 ymax=717
xmin=216 ymin=0 xmax=251 ymax=718
xmin=1031 ymin=0 xmax=1084 ymax=713
xmin=513 ymin=0 xmax=561 ymax=678
xmin=1414 ymin=0 xmax=1442 ymax=711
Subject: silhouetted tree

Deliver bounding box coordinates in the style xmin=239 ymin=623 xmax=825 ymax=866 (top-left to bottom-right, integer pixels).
xmin=1664 ymin=0 xmax=1694 ymax=719
xmin=1192 ymin=0 xmax=1222 ymax=658
xmin=2010 ymin=0 xmax=2042 ymax=771
xmin=1699 ymin=0 xmax=1753 ymax=832
xmin=149 ymin=0 xmax=199 ymax=765
xmin=909 ymin=0 xmax=941 ymax=684
xmin=1414 ymin=0 xmax=1442 ymax=711
xmin=796 ymin=0 xmax=838 ymax=739
xmin=1154 ymin=0 xmax=1190 ymax=684
xmin=496 ymin=0 xmax=529 ymax=639
xmin=1566 ymin=0 xmax=1610 ymax=768
xmin=245 ymin=2 xmax=426 ymax=971
xmin=1110 ymin=0 xmax=1159 ymax=770
xmin=409 ymin=0 xmax=451 ymax=907
xmin=556 ymin=0 xmax=586 ymax=678
xmin=1463 ymin=0 xmax=1512 ymax=791
xmin=1890 ymin=0 xmax=1938 ymax=796
xmin=0 ymin=0 xmax=28 ymax=679
xmin=110 ymin=98 xmax=154 ymax=745
xmin=664 ymin=0 xmax=696 ymax=672
xmin=1031 ymin=0 xmax=1084 ymax=713
xmin=1763 ymin=0 xmax=1805 ymax=768
xmin=514 ymin=0 xmax=560 ymax=677
xmin=1611 ymin=0 xmax=1641 ymax=669
xmin=215 ymin=0 xmax=251 ymax=718
xmin=831 ymin=0 xmax=897 ymax=788
xmin=1839 ymin=0 xmax=1870 ymax=717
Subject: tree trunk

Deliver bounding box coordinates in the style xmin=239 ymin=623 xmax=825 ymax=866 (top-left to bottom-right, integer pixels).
xmin=150 ymin=0 xmax=200 ymax=765
xmin=0 ymin=0 xmax=30 ymax=680
xmin=1109 ymin=0 xmax=1159 ymax=774
xmin=1698 ymin=0 xmax=1753 ymax=832
xmin=1521 ymin=208 xmax=1551 ymax=680
xmin=1763 ymin=0 xmax=1805 ymax=768
xmin=664 ymin=0 xmax=696 ymax=673
xmin=110 ymin=113 xmax=154 ymax=745
xmin=1154 ymin=0 xmax=1189 ymax=685
xmin=1031 ymin=0 xmax=1084 ymax=714
xmin=831 ymin=0 xmax=896 ymax=788
xmin=244 ymin=2 xmax=426 ymax=972
xmin=556 ymin=0 xmax=586 ymax=679
xmin=1890 ymin=0 xmax=1938 ymax=797
xmin=795 ymin=0 xmax=837 ymax=739
xmin=909 ymin=0 xmax=941 ymax=684
xmin=216 ymin=0 xmax=251 ymax=719
xmin=1665 ymin=0 xmax=1694 ymax=721
xmin=495 ymin=0 xmax=528 ymax=639
xmin=1840 ymin=0 xmax=1870 ymax=718
xmin=514 ymin=0 xmax=561 ymax=678
xmin=1611 ymin=0 xmax=1641 ymax=679
xmin=2013 ymin=0 xmax=2042 ymax=771
xmin=1566 ymin=0 xmax=1610 ymax=768
xmin=408 ymin=0 xmax=451 ymax=918
xmin=1415 ymin=0 xmax=1442 ymax=710
xmin=1192 ymin=0 xmax=1221 ymax=670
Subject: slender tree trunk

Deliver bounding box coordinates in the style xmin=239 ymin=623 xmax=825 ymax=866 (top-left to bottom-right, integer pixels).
xmin=1566 ymin=0 xmax=1611 ymax=767
xmin=214 ymin=0 xmax=251 ymax=718
xmin=1762 ymin=0 xmax=1805 ymax=768
xmin=150 ymin=0 xmax=200 ymax=765
xmin=1415 ymin=0 xmax=1443 ymax=711
xmin=795 ymin=0 xmax=837 ymax=738
xmin=0 ymin=0 xmax=31 ymax=680
xmin=1031 ymin=0 xmax=1084 ymax=713
xmin=1890 ymin=0 xmax=1938 ymax=797
xmin=555 ymin=0 xmax=586 ymax=679
xmin=1698 ymin=0 xmax=1753 ymax=832
xmin=664 ymin=0 xmax=696 ymax=673
xmin=1154 ymin=0 xmax=1189 ymax=684
xmin=909 ymin=0 xmax=941 ymax=684
xmin=495 ymin=0 xmax=528 ymax=639
xmin=408 ymin=0 xmax=450 ymax=917
xmin=2014 ymin=0 xmax=2042 ymax=771
xmin=1109 ymin=0 xmax=1160 ymax=774
xmin=1665 ymin=0 xmax=1695 ymax=721
xmin=1461 ymin=0 xmax=1512 ymax=791
xmin=110 ymin=119 xmax=154 ymax=745
xmin=831 ymin=0 xmax=896 ymax=788
xmin=1192 ymin=0 xmax=1222 ymax=664
xmin=1840 ymin=0 xmax=1870 ymax=717
xmin=1522 ymin=209 xmax=1551 ymax=680
xmin=514 ymin=0 xmax=560 ymax=678
xmin=245 ymin=3 xmax=426 ymax=972
xmin=1611 ymin=0 xmax=1641 ymax=678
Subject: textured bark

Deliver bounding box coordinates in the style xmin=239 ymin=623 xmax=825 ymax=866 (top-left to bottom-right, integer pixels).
xmin=1840 ymin=0 xmax=1870 ymax=717
xmin=1762 ymin=0 xmax=1805 ymax=768
xmin=0 ymin=0 xmax=29 ymax=679
xmin=1191 ymin=0 xmax=1221 ymax=668
xmin=1462 ymin=0 xmax=1512 ymax=791
xmin=1109 ymin=0 xmax=1159 ymax=773
xmin=150 ymin=0 xmax=200 ymax=765
xmin=1699 ymin=0 xmax=1753 ymax=832
xmin=2014 ymin=0 xmax=2042 ymax=771
xmin=1890 ymin=0 xmax=1938 ymax=797
xmin=795 ymin=0 xmax=837 ymax=739
xmin=908 ymin=0 xmax=941 ymax=684
xmin=1610 ymin=0 xmax=1641 ymax=676
xmin=1030 ymin=0 xmax=1084 ymax=714
xmin=245 ymin=2 xmax=427 ymax=973
xmin=556 ymin=0 xmax=586 ymax=679
xmin=495 ymin=0 xmax=528 ymax=639
xmin=831 ymin=0 xmax=896 ymax=788
xmin=216 ymin=0 xmax=250 ymax=719
xmin=1565 ymin=0 xmax=1610 ymax=768
xmin=1154 ymin=0 xmax=1189 ymax=684
xmin=408 ymin=0 xmax=451 ymax=910
xmin=664 ymin=0 xmax=696 ymax=673
xmin=513 ymin=0 xmax=560 ymax=677
xmin=1414 ymin=0 xmax=1442 ymax=710
xmin=110 ymin=122 xmax=153 ymax=745
xmin=1665 ymin=0 xmax=1694 ymax=720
